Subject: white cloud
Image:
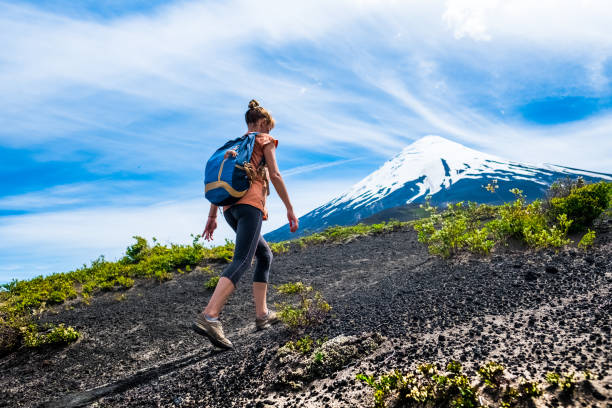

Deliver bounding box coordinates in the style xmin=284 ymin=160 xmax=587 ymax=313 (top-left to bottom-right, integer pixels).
xmin=443 ymin=0 xmax=495 ymax=41
xmin=2 ymin=0 xmax=612 ymax=170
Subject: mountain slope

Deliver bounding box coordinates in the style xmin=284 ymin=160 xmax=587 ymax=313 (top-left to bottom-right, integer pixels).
xmin=266 ymin=135 xmax=612 ymax=242
xmin=2 ymin=219 xmax=610 ymax=407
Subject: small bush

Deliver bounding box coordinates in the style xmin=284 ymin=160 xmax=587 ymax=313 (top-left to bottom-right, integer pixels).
xmin=269 ymin=242 xmax=289 ymax=254
xmin=478 ymin=361 xmax=505 ymax=389
xmin=546 ymin=371 xmax=575 ymax=392
xmin=289 ymin=220 xmax=407 ymax=249
xmin=22 ymin=323 xmax=80 ymax=348
xmin=414 ymin=181 xmax=607 ymax=257
xmin=414 ymin=198 xmax=495 ymax=257
xmin=124 ymin=236 xmax=149 ymax=263
xmin=205 ymin=276 xmax=220 ymax=290
xmin=275 ymin=282 xmax=311 ymax=295
xmin=275 ymin=282 xmax=331 ymax=331
xmin=312 ymin=351 xmax=326 ymax=365
xmin=546 ymin=179 xmax=612 ymax=233
xmin=578 ymin=229 xmax=596 ymax=249
xmin=357 ymin=361 xmax=478 ymax=408
xmin=281 ymin=335 xmax=327 ymax=355
xmin=518 ymin=378 xmax=542 ymax=397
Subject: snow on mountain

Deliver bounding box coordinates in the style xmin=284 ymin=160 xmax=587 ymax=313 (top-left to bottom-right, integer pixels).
xmin=265 ymin=135 xmax=611 ymax=242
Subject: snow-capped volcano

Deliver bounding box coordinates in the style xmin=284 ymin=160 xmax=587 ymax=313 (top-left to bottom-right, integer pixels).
xmin=265 ymin=135 xmax=611 ymax=242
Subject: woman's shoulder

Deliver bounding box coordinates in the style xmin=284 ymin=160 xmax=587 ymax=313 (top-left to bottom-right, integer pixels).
xmin=255 ymin=133 xmax=278 ymax=148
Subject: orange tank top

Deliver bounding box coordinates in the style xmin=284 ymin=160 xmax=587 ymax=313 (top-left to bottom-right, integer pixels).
xmin=223 ymin=133 xmax=278 ymax=220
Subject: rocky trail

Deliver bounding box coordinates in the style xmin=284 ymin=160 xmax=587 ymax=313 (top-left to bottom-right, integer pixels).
xmin=0 ymin=222 xmax=610 ymax=407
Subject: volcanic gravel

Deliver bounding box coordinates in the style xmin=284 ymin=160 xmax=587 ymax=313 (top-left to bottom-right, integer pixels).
xmin=0 ymin=220 xmax=610 ymax=408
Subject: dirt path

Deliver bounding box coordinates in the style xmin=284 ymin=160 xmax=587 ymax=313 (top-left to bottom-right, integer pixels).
xmin=0 ymin=225 xmax=610 ymax=407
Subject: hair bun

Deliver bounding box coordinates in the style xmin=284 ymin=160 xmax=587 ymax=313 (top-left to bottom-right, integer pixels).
xmin=248 ymin=99 xmax=260 ymax=109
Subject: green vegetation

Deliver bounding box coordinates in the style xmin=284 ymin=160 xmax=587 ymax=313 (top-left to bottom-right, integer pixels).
xmin=276 ymin=281 xmax=310 ymax=295
xmin=0 ymin=234 xmax=234 ymax=355
xmin=358 ymin=361 xmax=590 ymax=408
xmin=545 ymin=371 xmax=576 ymax=392
xmin=271 ymin=220 xmax=409 ymax=251
xmin=545 ymin=177 xmax=612 ymax=233
xmin=578 ymin=229 xmax=596 ymax=249
xmin=205 ymin=275 xmax=220 ymax=290
xmin=414 ymin=179 xmax=611 ymax=258
xmin=477 ymin=361 xmax=506 ymax=389
xmin=281 ymin=335 xmax=328 ymax=355
xmin=22 ymin=323 xmax=80 ymax=348
xmin=518 ymin=378 xmax=542 ymax=398
xmin=357 ymin=361 xmax=478 ymax=408
xmin=269 ymin=241 xmax=289 ymax=254
xmin=414 ymin=200 xmax=497 ymax=257
xmin=273 ymin=281 xmax=331 ymax=331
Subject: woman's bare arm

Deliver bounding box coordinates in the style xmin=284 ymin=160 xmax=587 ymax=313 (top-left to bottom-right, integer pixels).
xmin=263 ymin=141 xmax=299 ymax=232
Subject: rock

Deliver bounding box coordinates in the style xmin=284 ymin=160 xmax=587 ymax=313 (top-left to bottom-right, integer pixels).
xmin=525 ymin=271 xmax=538 ymax=281
xmin=265 ymin=332 xmax=385 ymax=389
xmin=545 ymin=265 xmax=559 ymax=274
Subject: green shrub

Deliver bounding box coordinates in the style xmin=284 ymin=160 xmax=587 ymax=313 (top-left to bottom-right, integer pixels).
xmin=414 ymin=198 xmax=495 ymax=258
xmin=0 ymin=234 xmax=231 ymax=354
xmin=478 ymin=361 xmax=505 ymax=389
xmin=546 ymin=371 xmax=575 ymax=392
xmin=518 ymin=378 xmax=542 ymax=397
xmin=206 ymin=239 xmax=235 ymax=263
xmin=292 ymin=220 xmax=407 ymax=248
xmin=22 ymin=323 xmax=80 ymax=348
xmin=312 ymin=351 xmax=326 ymax=365
xmin=357 ymin=361 xmax=478 ymax=408
xmin=269 ymin=242 xmax=289 ymax=254
xmin=114 ymin=276 xmax=134 ymax=289
xmin=281 ymin=335 xmax=328 ymax=355
xmin=205 ymin=276 xmax=220 ymax=290
xmin=578 ymin=229 xmax=596 ymax=249
xmin=414 ymin=183 xmax=605 ymax=257
xmin=546 ymin=179 xmax=612 ymax=233
xmin=275 ymin=282 xmax=331 ymax=331
xmin=275 ymin=282 xmax=311 ymax=295
xmin=124 ymin=236 xmax=149 ymax=263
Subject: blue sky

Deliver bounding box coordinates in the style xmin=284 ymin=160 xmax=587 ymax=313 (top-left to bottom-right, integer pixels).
xmin=1 ymin=0 xmax=612 ymax=283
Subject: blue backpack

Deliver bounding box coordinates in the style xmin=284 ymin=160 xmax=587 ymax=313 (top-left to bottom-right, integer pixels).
xmin=204 ymin=132 xmax=265 ymax=206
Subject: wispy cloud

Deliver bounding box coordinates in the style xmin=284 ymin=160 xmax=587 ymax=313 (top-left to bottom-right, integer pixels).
xmin=282 ymin=158 xmax=364 ymax=178
xmin=1 ymin=0 xmax=612 ymax=280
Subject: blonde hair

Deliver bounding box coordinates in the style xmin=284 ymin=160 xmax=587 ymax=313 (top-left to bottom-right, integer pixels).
xmin=245 ymin=99 xmax=275 ymax=129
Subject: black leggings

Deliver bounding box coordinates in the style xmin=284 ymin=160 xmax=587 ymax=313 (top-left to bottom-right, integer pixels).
xmin=221 ymin=204 xmax=273 ymax=288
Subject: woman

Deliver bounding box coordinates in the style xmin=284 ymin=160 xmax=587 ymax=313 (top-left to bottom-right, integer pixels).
xmin=192 ymin=100 xmax=299 ymax=349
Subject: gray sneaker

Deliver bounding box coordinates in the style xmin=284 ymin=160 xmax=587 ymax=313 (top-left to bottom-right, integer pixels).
xmin=255 ymin=310 xmax=280 ymax=331
xmin=192 ymin=315 xmax=233 ymax=349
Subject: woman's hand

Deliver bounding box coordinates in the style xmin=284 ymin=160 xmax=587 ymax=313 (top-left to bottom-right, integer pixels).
xmin=224 ymin=149 xmax=238 ymax=159
xmin=287 ymin=209 xmax=299 ymax=233
xmin=203 ymin=216 xmax=217 ymax=241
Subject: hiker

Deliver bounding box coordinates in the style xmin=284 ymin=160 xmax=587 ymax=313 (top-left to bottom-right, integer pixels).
xmin=192 ymin=100 xmax=299 ymax=349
